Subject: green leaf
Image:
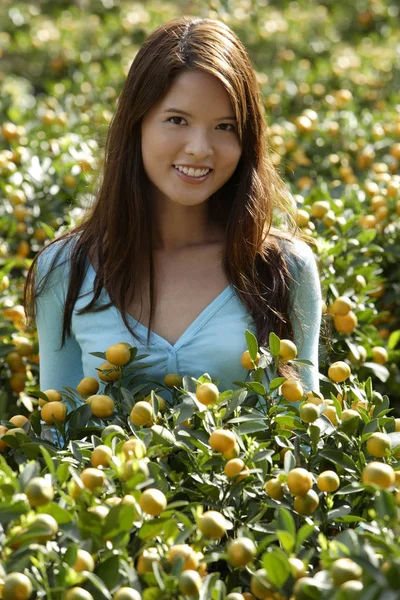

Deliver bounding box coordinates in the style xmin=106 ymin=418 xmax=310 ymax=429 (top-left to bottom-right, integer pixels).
xmin=245 ymin=329 xmax=259 ymax=360
xmin=37 ymin=502 xmax=73 ymax=524
xmin=263 ymin=549 xmax=291 ymax=587
xmin=309 ymin=424 xmax=320 ymax=444
xmin=0 ymin=500 xmax=29 ymax=524
xmin=246 ymin=382 xmax=266 ymax=395
xmin=84 ymin=571 xmax=113 ymax=599
xmin=40 ymin=445 xmax=57 ymax=476
xmin=318 ymin=449 xmax=358 ymax=473
xmin=269 ymin=332 xmax=280 ymax=357
xmin=269 ymin=377 xmax=286 ymax=392
xmin=68 ymin=404 xmax=92 ymax=430
xmin=296 ymin=523 xmax=315 ymax=550
xmin=103 ymin=504 xmax=136 ymax=539
xmin=277 ymin=530 xmax=295 ymax=553
xmin=375 ymin=489 xmax=397 ymax=523
xmin=211 ymin=579 xmax=226 ymax=600
xmin=363 ymin=362 xmax=390 ymax=382
xmin=283 ymin=450 xmax=296 ymax=473
xmin=388 ymin=330 xmax=400 ymax=350
xmin=277 ymin=507 xmax=296 ymax=538
xmin=151 ymin=425 xmax=176 ymax=446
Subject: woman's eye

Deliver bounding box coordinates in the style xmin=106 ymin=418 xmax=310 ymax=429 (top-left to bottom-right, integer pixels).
xmin=167 ymin=117 xmax=236 ymax=132
xmin=167 ymin=116 xmax=185 ymax=125
xmin=217 ymin=123 xmax=236 ymax=132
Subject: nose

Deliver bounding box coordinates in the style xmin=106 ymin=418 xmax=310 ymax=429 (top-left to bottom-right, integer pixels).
xmin=184 ymin=128 xmax=213 ymax=158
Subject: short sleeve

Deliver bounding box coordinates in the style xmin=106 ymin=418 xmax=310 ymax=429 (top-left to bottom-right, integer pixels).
xmin=287 ymin=239 xmax=323 ymax=394
xmin=35 ymin=239 xmax=85 ymax=392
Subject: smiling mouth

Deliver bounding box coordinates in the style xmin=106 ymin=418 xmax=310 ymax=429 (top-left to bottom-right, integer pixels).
xmin=173 ymin=165 xmax=212 ymax=178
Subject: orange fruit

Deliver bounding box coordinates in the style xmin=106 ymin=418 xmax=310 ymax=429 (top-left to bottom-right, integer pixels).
xmin=41 ymin=401 xmax=67 ymax=424
xmin=121 ymin=438 xmax=146 ymax=460
xmin=265 ymin=477 xmax=284 ymax=500
xmin=136 ymin=548 xmax=159 ymax=575
xmin=139 ymin=488 xmax=167 ymax=516
xmin=2 ymin=572 xmax=32 ymax=600
xmin=113 ymin=588 xmax=142 ymax=600
xmin=288 ymin=557 xmax=307 ymax=579
xmin=362 ymin=462 xmax=395 ymax=488
xmin=179 ymin=570 xmax=202 ymax=596
xmin=227 ymin=537 xmax=257 ymax=567
xmin=65 ymin=588 xmax=94 ymax=600
xmin=279 ymin=339 xmax=297 ymax=361
xmin=222 ymin=443 xmax=240 ymax=460
xmin=323 ymin=405 xmax=338 ymax=425
xmin=10 ymin=373 xmax=26 ymax=394
xmin=328 ymin=361 xmax=351 ymax=383
xmin=25 ymin=476 xmax=54 ymax=507
xmin=250 ymin=569 xmax=272 ymax=599
xmin=29 ymin=513 xmax=58 ymax=542
xmin=2 ymin=428 xmax=27 ymax=445
xmin=330 ymin=296 xmax=353 ymax=316
xmin=331 ymin=558 xmax=362 ymax=586
xmin=311 ymin=200 xmax=330 ymax=218
xmin=97 ymin=361 xmax=119 ymax=382
xmin=42 ymin=389 xmax=62 ymax=405
xmin=317 ymin=471 xmax=340 ymax=493
xmin=167 ymin=544 xmax=199 ymax=571
xmin=9 ymin=415 xmax=28 ymax=428
xmin=105 ymin=343 xmax=131 ymax=366
xmin=209 ymin=429 xmax=236 ymax=453
xmin=287 ymin=468 xmax=313 ymax=496
xmin=224 ymin=458 xmax=249 ymax=481
xmin=76 ymin=377 xmax=99 ymax=397
xmin=6 ymin=351 xmax=23 ymax=372
xmin=144 ymin=393 xmax=166 ymax=411
xmin=87 ymin=395 xmax=114 ymax=419
xmin=293 ymin=489 xmax=319 ymax=515
xmin=72 ymin=549 xmax=95 ymax=573
xmin=91 ymin=445 xmax=113 ymax=468
xmin=371 ymin=346 xmax=388 ymax=365
xmin=130 ymin=401 xmax=154 ymax=427
xmin=334 ymin=311 xmax=357 ymax=334
xmin=366 ymin=432 xmax=391 ymax=457
xmin=101 ymin=424 xmax=125 ymax=441
xmin=199 ymin=510 xmax=226 ymax=539
xmin=164 ymin=373 xmax=183 ymax=388
xmin=296 ymin=209 xmax=310 ymax=227
xmin=196 ymin=382 xmax=219 ymax=406
xmin=241 ymin=350 xmax=260 ymax=370
xmin=340 ymin=409 xmax=361 ymax=434
xmin=80 ymin=468 xmax=106 ymax=490
xmin=13 ymin=336 xmax=33 ymax=357
xmin=0 ymin=425 xmax=9 ymax=451
xmin=299 ymin=403 xmax=319 ymax=423
xmin=281 ymin=380 xmax=304 ymax=402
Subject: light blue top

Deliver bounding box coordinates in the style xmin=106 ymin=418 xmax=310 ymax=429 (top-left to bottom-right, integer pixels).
xmin=35 ymin=235 xmax=322 ymax=398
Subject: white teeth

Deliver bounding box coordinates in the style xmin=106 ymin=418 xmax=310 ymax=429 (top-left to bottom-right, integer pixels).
xmin=174 ymin=165 xmax=210 ymax=178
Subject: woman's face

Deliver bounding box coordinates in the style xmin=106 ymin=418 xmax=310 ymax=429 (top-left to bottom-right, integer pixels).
xmin=141 ymin=70 xmax=242 ymax=209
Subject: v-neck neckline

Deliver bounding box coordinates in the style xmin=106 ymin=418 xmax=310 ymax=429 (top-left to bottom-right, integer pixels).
xmin=86 ymin=261 xmax=234 ymax=351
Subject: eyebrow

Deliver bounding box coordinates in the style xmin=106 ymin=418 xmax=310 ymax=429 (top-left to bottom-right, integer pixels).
xmin=163 ymin=108 xmax=237 ymax=120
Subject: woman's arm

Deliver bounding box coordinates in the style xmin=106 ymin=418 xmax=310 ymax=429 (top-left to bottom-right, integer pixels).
xmin=288 ymin=239 xmax=323 ymax=395
xmin=35 ymin=242 xmax=85 ymax=393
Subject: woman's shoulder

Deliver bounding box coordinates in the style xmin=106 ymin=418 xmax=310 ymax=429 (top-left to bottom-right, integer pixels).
xmin=274 ymin=234 xmax=318 ymax=274
xmin=35 ymin=234 xmax=80 ymax=291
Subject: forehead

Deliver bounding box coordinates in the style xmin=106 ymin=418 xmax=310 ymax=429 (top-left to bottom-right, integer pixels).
xmin=156 ymin=70 xmax=234 ymax=113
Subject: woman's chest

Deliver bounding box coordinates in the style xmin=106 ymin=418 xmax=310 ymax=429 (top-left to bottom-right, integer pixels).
xmin=126 ymin=244 xmax=230 ymax=345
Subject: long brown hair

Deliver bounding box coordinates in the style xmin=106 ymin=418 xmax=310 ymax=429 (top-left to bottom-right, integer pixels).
xmin=24 ymin=16 xmax=317 ymax=380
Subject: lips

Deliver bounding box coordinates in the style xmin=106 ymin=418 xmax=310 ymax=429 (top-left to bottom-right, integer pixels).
xmin=173 ymin=165 xmax=213 ymax=183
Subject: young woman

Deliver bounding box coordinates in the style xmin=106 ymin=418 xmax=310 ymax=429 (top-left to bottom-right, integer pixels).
xmin=24 ymin=16 xmax=322 ymax=397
